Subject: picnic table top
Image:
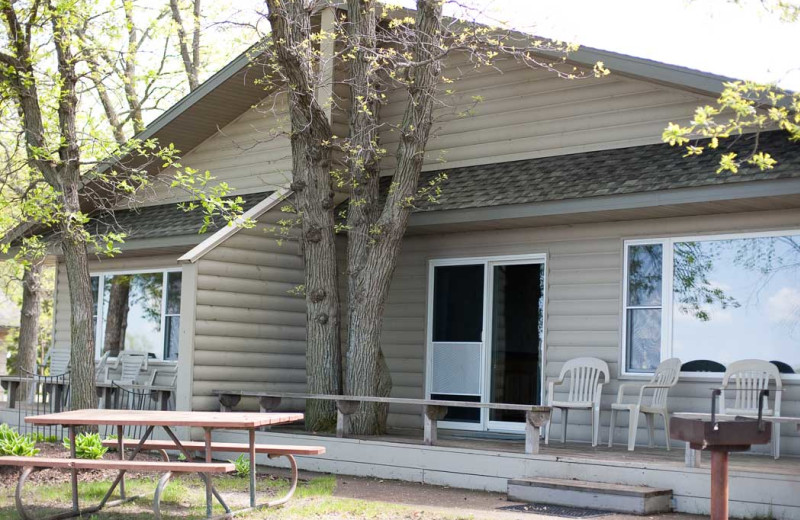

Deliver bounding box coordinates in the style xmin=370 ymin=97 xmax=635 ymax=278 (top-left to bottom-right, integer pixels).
xmin=26 ymin=409 xmax=304 ymax=428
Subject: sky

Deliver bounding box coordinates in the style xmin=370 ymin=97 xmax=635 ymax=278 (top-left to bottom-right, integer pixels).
xmin=379 ymin=0 xmax=800 ymax=90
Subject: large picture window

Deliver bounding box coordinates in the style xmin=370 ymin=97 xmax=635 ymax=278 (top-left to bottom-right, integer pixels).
xmin=623 ymin=232 xmax=800 ymax=375
xmin=91 ymin=269 xmax=182 ymax=361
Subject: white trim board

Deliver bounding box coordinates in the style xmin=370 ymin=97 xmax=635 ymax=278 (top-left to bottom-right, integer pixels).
xmin=178 ymin=189 xmax=292 ymax=264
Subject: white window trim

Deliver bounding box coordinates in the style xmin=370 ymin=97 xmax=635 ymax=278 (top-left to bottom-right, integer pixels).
xmin=91 ymin=267 xmax=181 ymax=361
xmin=621 ymin=229 xmax=800 ymax=382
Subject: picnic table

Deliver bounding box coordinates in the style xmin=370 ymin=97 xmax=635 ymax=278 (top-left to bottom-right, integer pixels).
xmin=0 ymin=409 xmax=323 ymax=519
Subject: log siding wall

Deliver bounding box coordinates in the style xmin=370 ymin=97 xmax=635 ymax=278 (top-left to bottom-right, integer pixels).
xmin=190 ymin=210 xmax=307 ymax=411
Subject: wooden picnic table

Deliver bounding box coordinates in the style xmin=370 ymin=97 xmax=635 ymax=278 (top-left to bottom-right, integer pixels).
xmin=16 ymin=409 xmax=304 ymax=519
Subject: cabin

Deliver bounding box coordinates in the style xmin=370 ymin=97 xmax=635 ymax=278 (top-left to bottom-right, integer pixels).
xmin=6 ymin=7 xmax=800 ymax=518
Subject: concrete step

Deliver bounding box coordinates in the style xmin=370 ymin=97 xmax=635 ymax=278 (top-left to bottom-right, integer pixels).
xmin=507 ymin=477 xmax=672 ymax=515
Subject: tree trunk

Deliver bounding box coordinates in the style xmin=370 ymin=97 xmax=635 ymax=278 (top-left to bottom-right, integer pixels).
xmin=61 ymin=228 xmax=97 ymax=412
xmin=103 ymin=277 xmax=130 ymax=357
xmin=265 ymin=0 xmax=342 ymax=431
xmin=17 ymin=259 xmax=43 ymax=400
xmin=344 ymin=0 xmax=443 ymax=435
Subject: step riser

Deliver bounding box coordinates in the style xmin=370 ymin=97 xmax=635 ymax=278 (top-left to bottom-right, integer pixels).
xmin=508 ymin=481 xmax=672 ymax=515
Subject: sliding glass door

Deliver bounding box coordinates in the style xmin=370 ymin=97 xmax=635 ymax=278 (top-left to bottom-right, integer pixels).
xmin=427 ymin=255 xmax=546 ymax=433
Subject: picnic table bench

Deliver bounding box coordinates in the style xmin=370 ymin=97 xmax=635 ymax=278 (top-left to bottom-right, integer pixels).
xmin=0 ymin=409 xmax=324 ymax=520
xmin=214 ymin=390 xmax=552 ymax=454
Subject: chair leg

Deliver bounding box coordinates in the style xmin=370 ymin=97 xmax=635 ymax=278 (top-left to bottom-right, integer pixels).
xmin=592 ymin=406 xmax=600 ymax=447
xmin=663 ymin=412 xmax=671 ymax=451
xmin=627 ymin=407 xmax=640 ymax=451
xmin=645 ymin=413 xmax=655 ymax=448
xmin=608 ymin=409 xmax=617 ymax=448
xmin=561 ymin=409 xmax=569 ymax=443
xmin=773 ymin=422 xmax=781 ymax=459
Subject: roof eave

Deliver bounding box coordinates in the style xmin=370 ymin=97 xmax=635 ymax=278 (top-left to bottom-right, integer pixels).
xmin=408 ymin=177 xmax=800 ymax=228
xmin=178 ymin=188 xmax=292 ymax=264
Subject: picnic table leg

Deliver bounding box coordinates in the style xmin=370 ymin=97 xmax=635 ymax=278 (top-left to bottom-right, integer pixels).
xmin=161 ymin=426 xmax=230 ymax=515
xmin=204 ymin=427 xmax=212 ymax=518
xmin=117 ymin=425 xmax=126 ymax=499
xmin=69 ymin=426 xmax=79 ymax=513
xmin=249 ymin=428 xmax=256 ymax=508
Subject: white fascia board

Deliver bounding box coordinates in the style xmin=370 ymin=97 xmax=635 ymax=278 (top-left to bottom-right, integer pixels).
xmin=178 ymin=188 xmax=292 ymax=264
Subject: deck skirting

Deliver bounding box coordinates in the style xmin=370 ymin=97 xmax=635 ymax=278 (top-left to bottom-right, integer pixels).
xmin=208 ymin=429 xmax=800 ymax=520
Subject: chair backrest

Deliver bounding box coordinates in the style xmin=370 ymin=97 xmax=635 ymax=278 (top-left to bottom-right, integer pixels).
xmin=117 ymin=352 xmax=146 ymax=383
xmin=558 ymin=357 xmax=610 ymax=404
xmin=46 ymin=348 xmax=71 ymax=376
xmin=722 ymin=359 xmax=782 ymax=414
xmin=647 ymin=357 xmax=682 ymax=408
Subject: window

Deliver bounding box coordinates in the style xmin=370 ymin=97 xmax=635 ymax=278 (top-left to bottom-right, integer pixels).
xmin=91 ymin=269 xmax=182 ymax=361
xmin=623 ymin=232 xmax=800 ymax=375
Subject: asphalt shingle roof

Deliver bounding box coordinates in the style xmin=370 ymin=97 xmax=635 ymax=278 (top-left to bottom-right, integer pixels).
xmin=90 ymin=191 xmax=271 ymax=241
xmin=411 ymin=130 xmax=800 ymax=213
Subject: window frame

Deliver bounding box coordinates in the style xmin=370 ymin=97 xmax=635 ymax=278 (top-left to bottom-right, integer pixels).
xmin=91 ymin=267 xmax=182 ymax=361
xmin=621 ymin=230 xmax=800 ymax=381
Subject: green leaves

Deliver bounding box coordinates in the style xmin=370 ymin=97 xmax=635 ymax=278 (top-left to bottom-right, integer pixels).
xmin=664 ymin=80 xmax=799 ymax=173
xmin=64 ymin=432 xmax=107 ymax=460
xmin=0 ymin=425 xmax=40 ymax=457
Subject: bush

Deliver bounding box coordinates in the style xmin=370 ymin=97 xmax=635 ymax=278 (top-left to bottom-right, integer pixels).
xmin=229 ymin=454 xmax=250 ymax=478
xmin=64 ymin=432 xmax=107 ymax=460
xmin=0 ymin=425 xmax=39 ymax=457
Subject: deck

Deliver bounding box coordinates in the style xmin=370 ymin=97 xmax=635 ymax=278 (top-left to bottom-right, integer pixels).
xmin=209 ymin=425 xmax=800 ymax=519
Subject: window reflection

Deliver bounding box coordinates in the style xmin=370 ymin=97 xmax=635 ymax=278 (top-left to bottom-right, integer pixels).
xmin=92 ymin=271 xmax=181 ymax=360
xmin=672 ymin=235 xmax=800 ymax=371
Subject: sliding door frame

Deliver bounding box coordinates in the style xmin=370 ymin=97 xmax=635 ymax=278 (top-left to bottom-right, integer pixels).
xmin=425 ymin=253 xmax=548 ymax=433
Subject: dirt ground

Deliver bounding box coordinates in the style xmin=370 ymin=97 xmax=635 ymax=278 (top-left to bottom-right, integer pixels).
xmin=0 ymin=445 xmax=707 ymax=520
xmin=331 ymin=474 xmax=704 ymax=520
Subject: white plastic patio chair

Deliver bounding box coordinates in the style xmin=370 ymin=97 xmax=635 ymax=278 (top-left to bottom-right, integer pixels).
xmin=721 ymin=359 xmax=782 ymax=459
xmin=545 ymin=357 xmax=610 ymax=447
xmin=111 ymin=351 xmax=148 ymax=384
xmin=608 ymin=357 xmax=681 ymax=451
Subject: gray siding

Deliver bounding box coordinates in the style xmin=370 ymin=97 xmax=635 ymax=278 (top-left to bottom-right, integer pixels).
xmin=381 ymin=208 xmax=800 ymax=452
xmin=377 ymin=56 xmax=714 ymax=172
xmin=190 ymin=208 xmax=307 ymax=411
xmin=147 ymin=55 xmax=714 ymax=206
xmin=148 ymin=95 xmax=291 ymax=204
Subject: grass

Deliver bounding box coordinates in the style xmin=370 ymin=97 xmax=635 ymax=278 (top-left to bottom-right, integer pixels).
xmin=0 ymin=472 xmax=469 ymax=520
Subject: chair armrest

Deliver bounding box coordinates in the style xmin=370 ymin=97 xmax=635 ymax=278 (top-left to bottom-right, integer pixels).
xmin=616 ymin=383 xmax=639 ymax=404
xmin=637 ymin=383 xmax=674 ymax=403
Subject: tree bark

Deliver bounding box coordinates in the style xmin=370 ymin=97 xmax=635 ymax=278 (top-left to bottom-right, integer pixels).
xmin=265 ymin=0 xmax=342 ymax=431
xmin=103 ymin=277 xmax=130 ymax=357
xmin=344 ymin=0 xmax=443 ymax=435
xmin=17 ymin=259 xmax=42 ymax=399
xmin=170 ymin=0 xmax=201 ymax=91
